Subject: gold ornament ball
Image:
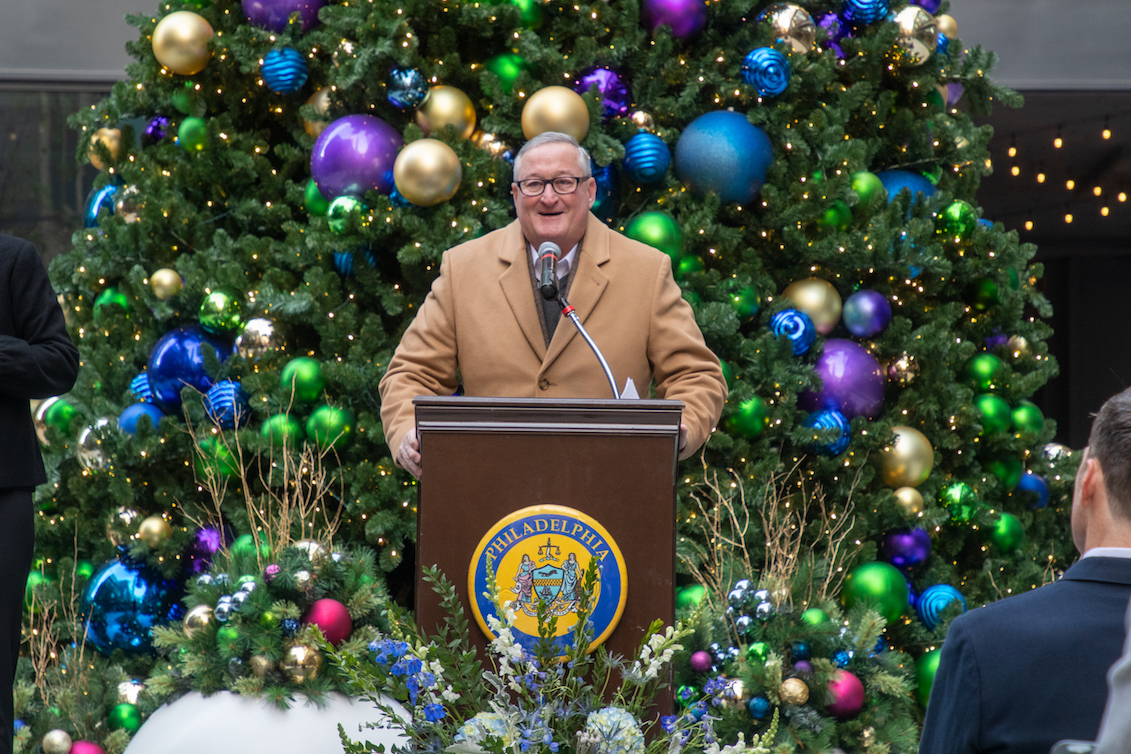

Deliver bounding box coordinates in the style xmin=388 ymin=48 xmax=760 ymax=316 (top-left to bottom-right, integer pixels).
xmin=472 ymin=130 xmax=511 ymax=160
xmin=758 ymin=3 xmax=816 ymax=53
xmin=394 ymin=138 xmax=463 ymax=207
xmin=282 ymin=643 xmax=323 ymax=682
xmin=304 ymin=88 xmax=332 ymax=138
xmin=150 ymin=268 xmax=183 ymax=299
xmin=894 ymin=486 xmax=924 ymax=517
xmin=182 ymin=604 xmax=214 ymax=639
xmin=293 ymin=539 xmax=329 ymax=565
xmin=892 ymin=6 xmax=938 ymax=66
xmin=139 ymin=515 xmax=172 ymax=547
xmin=936 ymin=13 xmax=958 ymax=39
xmin=415 ymin=85 xmax=476 ymax=140
xmin=780 ymin=677 xmax=810 ymax=705
xmin=887 ymin=352 xmax=920 ymax=386
xmin=295 ymin=568 xmax=314 ymax=588
xmin=152 ymin=11 xmax=215 ymax=76
xmin=42 ymin=730 xmax=72 ymax=754
xmin=781 ymin=278 xmax=842 ymax=335
xmin=629 ymin=110 xmax=655 ymax=132
xmin=88 ymin=128 xmax=121 ymax=170
xmin=1007 ymin=335 xmax=1031 ymax=360
xmin=250 ymin=654 xmax=275 ymax=678
xmin=115 ymin=185 xmax=144 ymax=224
xmin=521 ymin=85 xmax=591 ymax=142
xmin=881 ymin=426 xmax=935 ymax=487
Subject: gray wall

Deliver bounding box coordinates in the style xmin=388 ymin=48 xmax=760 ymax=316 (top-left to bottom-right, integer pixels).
xmin=0 ymin=0 xmax=139 ymax=84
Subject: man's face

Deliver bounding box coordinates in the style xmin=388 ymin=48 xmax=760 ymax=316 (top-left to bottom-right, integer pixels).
xmin=512 ymin=142 xmax=596 ymax=250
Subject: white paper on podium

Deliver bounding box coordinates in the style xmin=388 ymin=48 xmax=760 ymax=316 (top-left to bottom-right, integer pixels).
xmin=620 ymin=378 xmax=640 ymax=399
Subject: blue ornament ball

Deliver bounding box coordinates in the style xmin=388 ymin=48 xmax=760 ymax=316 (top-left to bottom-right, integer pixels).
xmin=82 ymin=558 xmax=183 ymax=655
xmin=129 ymin=372 xmax=154 ymax=403
xmin=770 ymin=308 xmax=816 ymax=355
xmin=747 ymin=695 xmax=771 ymax=720
xmin=916 ymin=584 xmax=967 ymax=630
xmin=935 ymin=32 xmax=949 ymax=57
xmin=84 ymin=183 xmax=119 ymax=228
xmin=591 ymin=160 xmax=620 ymax=225
xmin=741 ymin=47 xmax=790 ymax=97
xmin=841 ymin=0 xmax=889 ymax=26
xmin=802 ymin=409 xmax=852 ymax=456
xmin=118 ymin=403 xmax=165 ymax=435
xmin=833 ymin=649 xmax=854 ymax=667
xmin=147 ymin=326 xmax=234 ymax=413
xmin=387 ymin=67 xmax=429 ymax=109
xmin=622 ymin=132 xmax=671 ymax=184
xmin=282 ymin=617 xmax=299 ymax=636
xmin=204 ymin=379 xmax=251 ymax=429
xmin=1016 ymin=470 xmax=1051 ymax=509
xmin=674 ymin=111 xmax=774 ymax=204
xmin=333 ymin=248 xmax=377 ymax=276
xmin=791 ymin=641 xmax=811 ymax=660
xmin=877 ymin=169 xmax=937 ymax=207
xmin=842 ymin=289 xmax=893 ymax=338
xmin=261 ymin=48 xmax=309 ymax=94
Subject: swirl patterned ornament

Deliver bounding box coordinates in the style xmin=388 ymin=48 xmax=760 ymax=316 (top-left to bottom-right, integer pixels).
xmin=770 ymin=308 xmax=816 ymax=355
xmin=841 ymin=0 xmax=890 ymax=26
xmin=204 ymin=380 xmax=250 ymax=429
xmin=261 ymin=48 xmax=309 ymax=94
xmin=622 ymin=133 xmax=671 ymax=184
xmin=741 ymin=47 xmax=790 ymax=97
xmin=916 ymin=584 xmax=966 ymax=630
xmin=802 ymin=409 xmax=851 ymax=456
xmin=129 ymin=372 xmax=154 ymax=403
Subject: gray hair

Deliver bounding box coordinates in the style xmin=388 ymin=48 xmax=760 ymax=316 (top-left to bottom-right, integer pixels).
xmin=512 ymin=132 xmax=592 ymax=180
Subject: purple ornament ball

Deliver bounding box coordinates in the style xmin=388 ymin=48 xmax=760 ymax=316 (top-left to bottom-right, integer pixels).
xmin=794 ymin=660 xmax=813 ymax=673
xmin=689 ymin=650 xmax=713 ymax=673
xmin=573 ymin=67 xmax=630 ymax=121
xmin=242 ymin=0 xmax=326 ymax=32
xmin=842 ymin=289 xmax=892 ymax=338
xmin=311 ymin=115 xmax=403 ymax=200
xmin=911 ymin=0 xmax=942 ymax=13
xmin=801 ymin=339 xmax=885 ymax=419
xmin=642 ymin=0 xmax=707 ymax=39
xmin=144 ymin=115 xmax=170 ymax=145
xmin=880 ymin=528 xmax=932 ymax=569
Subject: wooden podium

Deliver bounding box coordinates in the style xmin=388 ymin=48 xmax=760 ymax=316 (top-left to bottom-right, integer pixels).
xmin=413 ymin=396 xmax=681 ymax=672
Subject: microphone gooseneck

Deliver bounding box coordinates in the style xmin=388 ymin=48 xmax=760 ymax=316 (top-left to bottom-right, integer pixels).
xmin=558 ymin=293 xmax=620 ymax=400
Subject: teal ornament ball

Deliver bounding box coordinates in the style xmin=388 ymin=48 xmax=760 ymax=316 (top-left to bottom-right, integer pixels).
xmin=1012 ymin=399 xmax=1045 ymax=435
xmin=674 ymin=111 xmax=774 ymax=204
xmin=306 ymin=405 xmax=353 ymax=450
xmin=963 ymin=354 xmax=1005 ymax=392
xmin=177 ymin=116 xmax=209 ymax=151
xmin=198 ymin=290 xmax=243 ymax=335
xmin=915 ymin=584 xmax=966 ymax=631
xmin=304 ymin=178 xmax=330 ymax=216
xmin=939 ymin=481 xmax=980 ymax=522
xmin=261 ymin=47 xmax=309 ymax=94
xmin=281 ymin=357 xmax=324 ymax=403
xmin=93 ymin=287 xmax=131 ymax=322
xmin=625 ymin=211 xmax=683 ymax=261
xmin=622 ymin=132 xmax=671 ymax=184
xmin=727 ymin=397 xmax=769 ymax=439
xmin=840 ymin=561 xmax=908 ymax=624
xmin=851 ymin=171 xmax=886 ymax=203
xmin=261 ymin=414 xmax=302 ymax=445
xmin=990 ymin=512 xmax=1024 ymax=553
xmin=327 ymin=195 xmax=365 ymax=235
xmin=938 ymin=200 xmax=978 ymax=240
xmin=740 ymin=47 xmax=790 ymax=97
xmin=974 ymin=393 xmax=1012 ymax=435
xmin=915 ymin=649 xmax=941 ymax=706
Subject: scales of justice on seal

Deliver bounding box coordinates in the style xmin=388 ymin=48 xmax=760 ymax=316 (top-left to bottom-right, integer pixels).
xmin=412 ymin=395 xmax=682 ymax=681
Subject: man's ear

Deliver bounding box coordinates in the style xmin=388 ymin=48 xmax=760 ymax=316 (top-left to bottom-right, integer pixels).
xmin=585 ymin=177 xmax=597 ymax=209
xmin=1080 ymin=457 xmax=1104 ymax=506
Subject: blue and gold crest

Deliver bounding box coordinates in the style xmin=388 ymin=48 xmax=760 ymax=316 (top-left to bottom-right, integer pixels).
xmin=468 ymin=505 xmax=628 ymax=656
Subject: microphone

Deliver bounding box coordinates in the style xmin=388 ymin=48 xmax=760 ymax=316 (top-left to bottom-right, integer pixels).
xmin=537 ymin=241 xmax=561 ymax=301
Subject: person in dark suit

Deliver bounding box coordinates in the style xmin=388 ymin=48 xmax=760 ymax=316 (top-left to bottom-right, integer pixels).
xmin=0 ymin=234 xmax=79 ymax=754
xmin=1094 ymin=598 xmax=1131 ymax=753
xmin=919 ymin=386 xmax=1131 ymax=754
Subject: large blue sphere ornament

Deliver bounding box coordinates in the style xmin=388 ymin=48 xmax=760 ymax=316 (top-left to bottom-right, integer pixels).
xmin=622 ymin=133 xmax=671 ymax=184
xmin=84 ymin=183 xmax=119 ymax=228
xmin=741 ymin=48 xmax=790 ymax=97
xmin=916 ymin=584 xmax=966 ymax=630
xmin=204 ymin=380 xmax=251 ymax=429
xmin=147 ymin=326 xmax=234 ymax=413
xmin=841 ymin=0 xmax=889 ymax=26
xmin=129 ymin=372 xmax=154 ymax=403
xmin=386 ymin=67 xmax=429 ymax=110
xmin=802 ymin=409 xmax=851 ymax=456
xmin=261 ymin=47 xmax=309 ymax=94
xmin=877 ymin=169 xmax=937 ymax=208
xmin=82 ymin=558 xmax=183 ymax=655
xmin=770 ymin=308 xmax=816 ymax=355
xmin=1016 ymin=470 xmax=1051 ymax=509
xmin=591 ymin=161 xmax=620 ymax=225
xmin=675 ymin=111 xmax=773 ymax=204
xmin=118 ymin=403 xmax=165 ymax=435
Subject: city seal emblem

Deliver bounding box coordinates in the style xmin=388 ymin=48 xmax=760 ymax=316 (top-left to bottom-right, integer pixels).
xmin=468 ymin=504 xmax=628 ymax=656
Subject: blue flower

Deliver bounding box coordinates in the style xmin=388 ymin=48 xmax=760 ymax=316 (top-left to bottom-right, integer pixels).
xmin=391 ymin=656 xmax=422 ymax=677
xmin=423 ymin=703 xmax=446 ymax=722
xmin=660 ymin=715 xmax=678 ymax=734
xmin=421 ymin=671 xmax=436 ymax=689
xmin=406 ymin=675 xmax=420 ymax=704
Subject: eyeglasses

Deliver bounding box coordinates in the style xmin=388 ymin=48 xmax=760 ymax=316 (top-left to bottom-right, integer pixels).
xmin=514 ymin=176 xmax=585 ymax=197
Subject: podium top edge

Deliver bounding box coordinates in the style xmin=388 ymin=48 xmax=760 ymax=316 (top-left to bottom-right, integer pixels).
xmin=412 ymin=396 xmax=684 ymax=428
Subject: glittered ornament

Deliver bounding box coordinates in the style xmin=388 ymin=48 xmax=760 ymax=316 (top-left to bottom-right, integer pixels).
xmin=826 ymin=670 xmax=865 ymax=718
xmin=892 ymin=5 xmax=938 ymax=65
xmin=1012 ymin=399 xmax=1045 ymax=435
xmin=622 ymin=133 xmax=671 ymax=184
xmin=781 ymin=278 xmax=841 ymax=335
xmin=42 ymin=730 xmax=72 ymax=754
xmin=990 ymin=512 xmax=1024 ymax=553
xmin=1016 ymin=471 xmax=1050 ymax=509
xmin=242 ymin=0 xmax=326 ymax=31
xmin=261 ymin=47 xmax=309 ymax=94
xmin=757 ymin=3 xmax=816 ymax=53
xmin=802 ymin=409 xmax=851 ymax=456
xmin=108 ymin=702 xmax=142 ymax=733
xmin=851 ymin=171 xmax=886 ymax=204
xmin=93 ymin=287 xmax=131 ymax=322
xmin=485 ymin=53 xmax=529 ymax=95
xmin=625 ymin=212 xmax=683 ymax=261
xmin=417 ymin=85 xmax=477 ymax=140
xmin=916 ymin=584 xmax=966 ymax=630
xmin=82 ymin=558 xmax=182 ymax=655
xmin=281 ymin=357 xmax=324 ymax=403
xmin=150 ymin=268 xmax=183 ymax=299
xmin=83 ymin=183 xmax=118 ymax=227
xmin=938 ymin=200 xmax=978 ymax=241
xmin=139 ymin=516 xmax=173 ymax=547
xmin=236 ymin=318 xmax=280 ymax=360
xmin=187 ymin=527 xmax=228 ymax=574
xmin=642 ymin=0 xmax=707 ymax=39
xmin=841 ymin=0 xmax=889 ymax=27
xmin=741 ymin=48 xmax=790 ymax=97
xmin=303 ymin=88 xmax=331 ymax=138
xmin=199 ymin=290 xmax=243 ymax=335
xmin=306 ymin=405 xmax=354 ymax=450
xmin=841 ymin=561 xmax=908 ymax=623
xmin=963 ymin=354 xmax=1005 ymax=392
xmin=88 ymin=127 xmax=121 ymax=170
xmin=974 ymin=393 xmax=1012 ymax=435
xmin=311 ymin=115 xmax=402 ymax=199
xmin=205 ymin=380 xmax=251 ymax=428
xmin=940 ymin=481 xmax=981 ymax=522
xmin=394 ymin=138 xmax=463 ymax=206
xmin=842 ymin=289 xmax=892 ymax=337
xmin=675 ymin=111 xmax=773 ymax=204
xmin=119 ymin=403 xmax=163 ymax=435
xmin=887 ymin=352 xmax=920 ymax=386
xmin=178 ymin=116 xmax=209 ymax=151
xmin=727 ymin=397 xmax=769 ymax=439
xmin=801 ymin=339 xmax=885 ymax=419
xmin=877 ymin=169 xmax=936 ymax=207
xmin=780 ymin=677 xmax=809 ymax=705
xmin=327 ymin=195 xmax=365 ymax=235
xmin=282 ymin=643 xmax=323 ymax=682
xmin=386 ymin=67 xmax=429 ymax=109
xmin=153 ymin=12 xmax=214 ymax=75
xmin=521 ymin=86 xmax=590 ymax=141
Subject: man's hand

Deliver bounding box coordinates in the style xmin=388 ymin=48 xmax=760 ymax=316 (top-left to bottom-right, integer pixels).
xmin=397 ymin=428 xmax=423 ymax=480
xmin=679 ymin=423 xmax=688 ymax=453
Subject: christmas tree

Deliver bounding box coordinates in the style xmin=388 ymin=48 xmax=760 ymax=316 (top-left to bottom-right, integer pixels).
xmin=19 ymin=0 xmax=1074 ymax=751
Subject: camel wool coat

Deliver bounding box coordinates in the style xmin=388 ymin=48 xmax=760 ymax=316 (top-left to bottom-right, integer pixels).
xmin=378 ymin=213 xmax=727 ymax=462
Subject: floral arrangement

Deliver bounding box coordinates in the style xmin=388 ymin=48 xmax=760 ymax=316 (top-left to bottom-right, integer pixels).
xmin=329 ymin=565 xmax=779 ymax=754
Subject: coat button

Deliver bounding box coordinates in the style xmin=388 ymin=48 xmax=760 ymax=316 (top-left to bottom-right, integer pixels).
xmin=538 ymin=378 xmax=550 ymax=390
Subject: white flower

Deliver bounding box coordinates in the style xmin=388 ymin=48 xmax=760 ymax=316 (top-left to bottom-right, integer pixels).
xmin=584 ymin=707 xmax=644 ymax=754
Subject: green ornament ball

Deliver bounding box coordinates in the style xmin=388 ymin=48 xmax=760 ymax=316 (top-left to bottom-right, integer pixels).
xmin=625 ymin=211 xmax=684 ymax=261
xmin=24 ymin=571 xmax=51 ymax=607
xmin=43 ymin=398 xmax=77 ymax=436
xmin=178 ymin=116 xmax=209 ymax=152
xmin=940 ymin=481 xmax=981 ymax=523
xmin=851 ymin=171 xmax=886 ymax=204
xmin=971 ymin=278 xmax=1000 ymax=310
xmin=75 ymin=560 xmax=95 ymax=580
xmin=817 ymin=199 xmax=851 ymax=231
xmin=304 ymin=179 xmax=330 ymax=216
xmin=923 ymin=165 xmax=943 ymax=186
xmin=1012 ymin=400 xmax=1045 ymax=435
xmin=93 ymin=287 xmax=131 ymax=322
xmin=719 ymin=359 xmax=735 ymax=388
xmin=990 ymin=512 xmax=1025 ymax=553
xmin=730 ymin=285 xmax=761 ymax=322
xmin=974 ymin=393 xmax=1012 ymax=435
xmin=195 ymin=437 xmax=241 ymax=479
xmin=510 ymin=0 xmax=543 ymax=29
xmin=800 ymin=607 xmax=828 ymax=626
xmin=171 ymin=81 xmax=198 ymax=114
xmin=1009 ymin=268 xmax=1021 ymax=290
xmin=924 ymin=88 xmax=945 ymax=112
xmin=261 ymin=414 xmax=303 ymax=445
xmin=938 ymin=199 xmax=978 ymax=240
xmin=676 ymin=685 xmax=698 ymax=708
xmin=676 ymin=584 xmax=706 ymax=609
xmin=728 ymin=397 xmax=769 ymax=439
xmin=915 ymin=649 xmax=941 ymax=707
xmin=676 ymin=255 xmax=705 ymax=280
xmin=327 ymin=195 xmax=365 ymax=235
xmin=985 ymin=455 xmax=1023 ymax=492
xmin=963 ymin=354 xmax=1005 ymax=392
xmin=485 ymin=53 xmax=528 ymax=93
xmin=306 ymin=405 xmax=354 ymax=450
xmin=259 ymin=610 xmax=281 ymax=629
xmin=230 ymin=533 xmax=271 ymax=559
xmin=747 ymin=641 xmax=769 ymax=662
xmin=216 ymin=625 xmax=241 ymax=657
xmin=840 ymin=561 xmax=908 ymax=624
xmin=198 ymin=290 xmax=243 ymax=335
xmin=108 ymin=702 xmax=142 ymax=734
xmin=281 ymin=357 xmax=325 ymax=403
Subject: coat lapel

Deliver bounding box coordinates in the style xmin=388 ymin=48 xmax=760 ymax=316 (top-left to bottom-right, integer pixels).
xmin=544 ymin=214 xmax=610 ymax=370
xmin=497 ymin=221 xmax=548 ymax=361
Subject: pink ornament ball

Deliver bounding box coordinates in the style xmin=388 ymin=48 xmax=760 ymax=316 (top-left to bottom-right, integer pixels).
xmin=689 ymin=650 xmax=713 ymax=673
xmin=302 ymin=597 xmax=352 ymax=646
xmin=70 ymin=743 xmax=107 ymax=754
xmin=826 ymin=670 xmax=865 ymax=718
